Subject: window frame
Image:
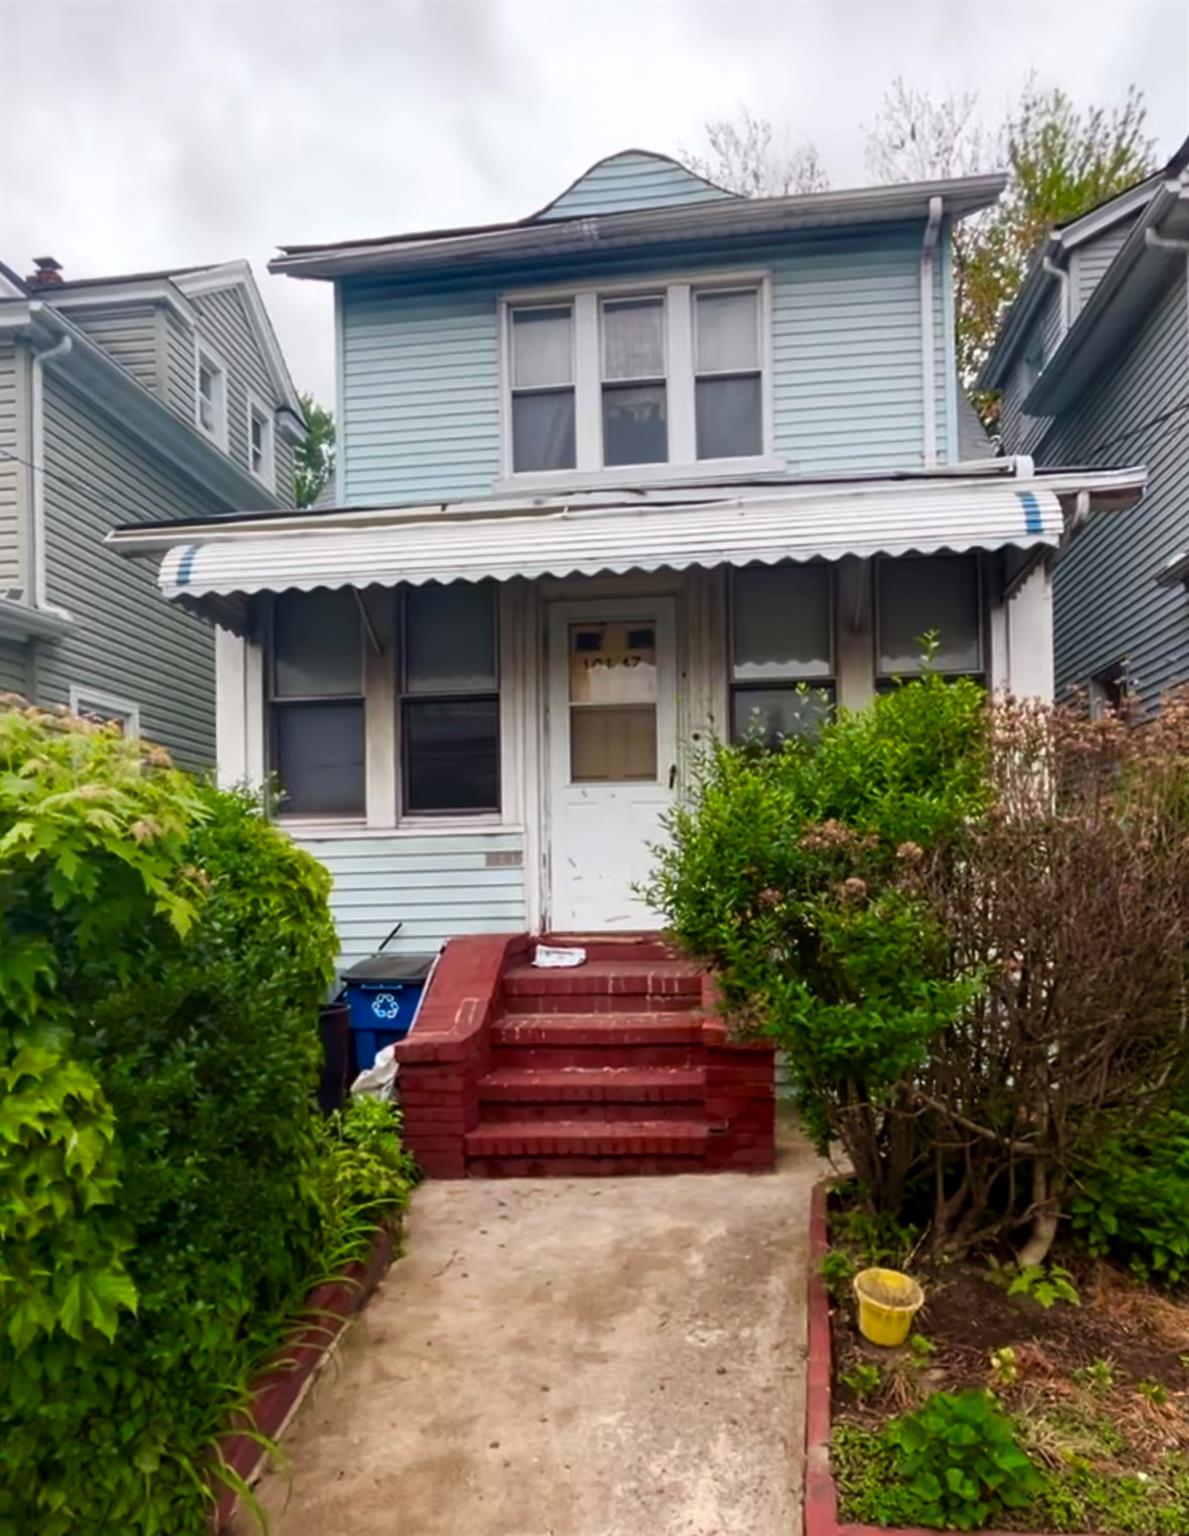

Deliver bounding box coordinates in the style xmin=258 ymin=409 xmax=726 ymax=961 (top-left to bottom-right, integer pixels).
xmin=246 ymin=390 xmax=276 ymax=490
xmin=598 ymin=292 xmax=669 ymax=469
xmin=68 ymin=685 xmax=141 ymax=739
xmin=397 ymin=584 xmax=502 ymax=819
xmin=693 ymin=285 xmax=765 ymax=462
xmin=267 ymin=590 xmax=367 ymax=822
xmin=508 ymin=301 xmax=578 ymax=474
xmin=727 ymin=563 xmax=836 ymax=745
xmin=194 ymin=341 xmax=229 ymax=451
xmin=873 ymin=552 xmax=986 ymax=686
xmin=497 ymin=269 xmax=778 ymax=490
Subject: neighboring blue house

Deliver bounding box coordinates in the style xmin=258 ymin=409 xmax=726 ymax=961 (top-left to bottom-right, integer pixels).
xmin=110 ymin=150 xmax=1143 ymax=951
xmin=981 ymin=136 xmax=1189 ymax=714
xmin=0 ymin=255 xmax=304 ymax=766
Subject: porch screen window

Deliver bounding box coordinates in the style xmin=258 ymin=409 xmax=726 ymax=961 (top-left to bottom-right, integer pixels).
xmin=401 ymin=583 xmax=499 ymax=814
xmin=601 ymin=297 xmax=667 ymax=466
xmin=270 ymin=589 xmax=365 ymax=816
xmin=510 ymin=305 xmax=576 ymax=473
xmin=730 ymin=565 xmax=834 ymax=744
xmin=877 ymin=554 xmax=982 ymax=678
xmin=695 ymin=288 xmax=762 ymax=460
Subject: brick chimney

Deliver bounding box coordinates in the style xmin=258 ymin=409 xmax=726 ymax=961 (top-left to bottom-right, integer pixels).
xmin=27 ymin=256 xmax=64 ymax=288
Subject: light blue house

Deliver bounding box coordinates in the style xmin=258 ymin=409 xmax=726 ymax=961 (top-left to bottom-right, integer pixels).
xmin=110 ymin=151 xmax=1143 ymax=954
xmin=980 ymin=136 xmax=1189 ymax=713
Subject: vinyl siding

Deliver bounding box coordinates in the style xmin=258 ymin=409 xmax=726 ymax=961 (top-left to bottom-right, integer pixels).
xmin=0 ymin=336 xmax=28 ymax=592
xmin=190 ymin=288 xmax=296 ymax=501
xmin=0 ymin=639 xmax=29 ymax=695
xmin=67 ymin=303 xmax=162 ymax=395
xmin=340 ymin=225 xmax=946 ymax=502
xmin=163 ymin=306 xmax=196 ymax=421
xmin=36 ymin=372 xmax=217 ymax=767
xmin=291 ymin=831 xmax=527 ymax=964
xmin=1043 ymin=266 xmax=1189 ymax=709
xmin=539 ymin=153 xmax=734 ymax=219
xmin=999 ymin=281 xmax=1064 ymax=456
xmin=1070 ymin=215 xmax=1139 ymax=316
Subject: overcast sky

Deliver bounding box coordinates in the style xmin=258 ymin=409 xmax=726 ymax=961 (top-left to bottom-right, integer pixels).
xmin=2 ymin=0 xmax=1186 ymax=407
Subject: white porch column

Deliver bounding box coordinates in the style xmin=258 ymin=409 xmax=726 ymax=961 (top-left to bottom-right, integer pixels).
xmin=835 ymin=556 xmax=875 ymax=712
xmin=1005 ymin=562 xmax=1055 ymax=700
xmin=215 ymin=624 xmax=252 ymax=788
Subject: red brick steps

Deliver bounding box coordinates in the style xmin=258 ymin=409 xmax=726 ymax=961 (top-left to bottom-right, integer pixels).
xmin=480 ymin=1065 xmax=707 ymax=1102
xmin=465 ymin=1118 xmax=711 ymax=1158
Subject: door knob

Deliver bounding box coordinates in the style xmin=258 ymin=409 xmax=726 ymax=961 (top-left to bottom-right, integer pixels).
xmin=668 ymin=764 xmax=677 ymax=790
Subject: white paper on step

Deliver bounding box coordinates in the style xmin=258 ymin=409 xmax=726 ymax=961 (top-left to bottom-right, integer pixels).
xmin=532 ymin=944 xmax=587 ymax=968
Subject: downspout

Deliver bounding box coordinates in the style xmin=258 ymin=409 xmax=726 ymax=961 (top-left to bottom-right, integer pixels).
xmin=31 ymin=332 xmax=74 ymax=615
xmin=920 ymin=195 xmax=943 ymax=467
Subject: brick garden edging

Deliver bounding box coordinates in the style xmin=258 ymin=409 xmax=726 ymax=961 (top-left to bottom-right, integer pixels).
xmin=804 ymin=1180 xmax=1090 ymax=1536
xmin=210 ymin=1222 xmax=396 ymax=1532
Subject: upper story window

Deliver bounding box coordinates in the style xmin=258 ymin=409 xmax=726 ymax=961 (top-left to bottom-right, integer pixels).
xmin=730 ymin=564 xmax=834 ymax=744
xmin=876 ymin=554 xmax=983 ymax=683
xmin=247 ymin=394 xmax=275 ymax=490
xmin=196 ymin=345 xmax=228 ymax=449
xmin=270 ymin=589 xmax=365 ymax=817
xmin=503 ymin=274 xmax=772 ymax=483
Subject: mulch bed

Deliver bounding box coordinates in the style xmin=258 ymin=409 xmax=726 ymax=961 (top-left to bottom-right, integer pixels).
xmin=821 ymin=1184 xmax=1189 ymax=1533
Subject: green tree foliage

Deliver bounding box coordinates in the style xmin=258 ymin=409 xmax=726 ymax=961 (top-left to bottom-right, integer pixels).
xmin=294 ymin=392 xmax=336 ymax=507
xmin=0 ymin=705 xmax=411 ymax=1534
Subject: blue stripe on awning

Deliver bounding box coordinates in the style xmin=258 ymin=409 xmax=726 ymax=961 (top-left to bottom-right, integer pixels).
xmin=175 ymin=545 xmax=199 ymax=586
xmin=1018 ymin=490 xmax=1044 ymax=537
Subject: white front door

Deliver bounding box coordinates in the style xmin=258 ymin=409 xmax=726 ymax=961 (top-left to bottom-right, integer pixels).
xmin=546 ymin=597 xmax=678 ymax=931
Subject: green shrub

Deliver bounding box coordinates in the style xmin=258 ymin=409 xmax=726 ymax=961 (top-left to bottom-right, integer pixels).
xmin=1071 ymin=1102 xmax=1189 ymax=1291
xmin=0 ymin=707 xmax=407 ymax=1535
xmin=887 ymin=1390 xmax=1042 ymax=1530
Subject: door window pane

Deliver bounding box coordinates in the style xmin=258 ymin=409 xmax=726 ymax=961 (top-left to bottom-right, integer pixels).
xmin=275 ymin=701 xmax=365 ymax=816
xmin=696 ymin=290 xmax=759 ymax=373
xmin=512 ymin=390 xmax=576 ymax=472
xmin=602 ymin=297 xmax=664 ymax=380
xmin=696 ymin=374 xmax=762 ymax=460
xmin=733 ymin=566 xmax=831 ymax=680
xmin=403 ymin=698 xmax=500 ymax=813
xmin=405 ymin=584 xmax=497 ymax=693
xmin=878 ymin=555 xmax=981 ymax=674
xmin=603 ymin=383 xmax=667 ymax=466
xmin=568 ymin=622 xmax=657 ymax=704
xmin=512 ymin=306 xmax=573 ymax=388
xmin=731 ymin=686 xmax=834 ymax=747
xmin=571 ymin=705 xmax=657 ymax=782
xmin=274 ymin=589 xmax=362 ymax=697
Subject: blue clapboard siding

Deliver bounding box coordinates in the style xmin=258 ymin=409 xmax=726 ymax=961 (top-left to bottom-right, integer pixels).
xmin=292 ymin=831 xmax=528 ymax=964
xmin=1071 ymin=216 xmax=1138 ymax=316
xmin=0 ymin=335 xmax=27 ymax=592
xmin=1042 ymin=267 xmax=1189 ymax=710
xmin=340 ymin=224 xmax=944 ymax=502
xmin=538 ymin=151 xmax=734 ymax=219
xmin=998 ymin=281 xmax=1064 ymax=457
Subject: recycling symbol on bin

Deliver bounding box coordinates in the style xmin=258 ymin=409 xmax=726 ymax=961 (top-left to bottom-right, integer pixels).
xmin=371 ymin=992 xmax=401 ymax=1020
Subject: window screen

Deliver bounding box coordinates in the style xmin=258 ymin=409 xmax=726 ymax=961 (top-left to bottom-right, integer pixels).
xmin=601 ymin=297 xmax=667 ymax=466
xmin=730 ymin=565 xmax=834 ymax=745
xmin=270 ymin=590 xmax=365 ymax=816
xmin=511 ymin=306 xmax=576 ymax=472
xmin=401 ymin=583 xmax=500 ymax=813
xmin=695 ymin=289 xmax=762 ymax=460
xmin=877 ymin=555 xmax=982 ymax=676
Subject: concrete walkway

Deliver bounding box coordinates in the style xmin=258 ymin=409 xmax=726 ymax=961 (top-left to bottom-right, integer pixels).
xmin=238 ymin=1125 xmax=821 ymax=1536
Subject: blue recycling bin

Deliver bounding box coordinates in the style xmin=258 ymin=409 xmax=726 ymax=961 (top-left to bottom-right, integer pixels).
xmin=341 ymin=953 xmax=434 ymax=1076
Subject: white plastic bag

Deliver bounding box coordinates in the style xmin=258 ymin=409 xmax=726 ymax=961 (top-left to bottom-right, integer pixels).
xmin=532 ymin=944 xmax=587 ymax=968
xmin=350 ymin=1041 xmax=398 ymax=1101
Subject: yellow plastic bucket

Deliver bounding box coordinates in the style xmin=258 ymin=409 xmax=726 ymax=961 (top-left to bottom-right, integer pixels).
xmin=853 ymin=1267 xmax=925 ymax=1347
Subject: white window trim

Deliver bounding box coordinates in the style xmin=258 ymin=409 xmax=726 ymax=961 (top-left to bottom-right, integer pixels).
xmin=68 ymin=685 xmax=141 ymax=738
xmin=246 ymin=390 xmax=276 ymax=491
xmin=194 ymin=341 xmax=229 ymax=452
xmin=496 ymin=268 xmax=779 ymax=491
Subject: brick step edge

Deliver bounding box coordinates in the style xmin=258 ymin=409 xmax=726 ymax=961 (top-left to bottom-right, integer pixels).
xmin=803 ymin=1180 xmax=1088 ymax=1536
xmin=467 ymin=1154 xmax=708 ymax=1177
xmin=479 ymin=1066 xmax=707 ymax=1102
xmin=492 ymin=1014 xmax=704 ymax=1046
xmin=465 ymin=1119 xmax=712 ymax=1157
xmin=503 ymin=964 xmax=704 ymax=998
xmin=210 ymin=1222 xmax=396 ymax=1533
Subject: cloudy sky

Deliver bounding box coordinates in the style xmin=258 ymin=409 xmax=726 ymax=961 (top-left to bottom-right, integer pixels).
xmin=2 ymin=0 xmax=1186 ymax=406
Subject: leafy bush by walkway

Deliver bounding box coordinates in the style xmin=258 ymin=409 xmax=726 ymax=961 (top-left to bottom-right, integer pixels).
xmin=0 ymin=703 xmax=413 ymax=1535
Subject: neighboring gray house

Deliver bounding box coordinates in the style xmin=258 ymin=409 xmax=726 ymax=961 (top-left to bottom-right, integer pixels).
xmin=981 ymin=137 xmax=1189 ymax=713
xmin=0 ymin=256 xmax=305 ymax=766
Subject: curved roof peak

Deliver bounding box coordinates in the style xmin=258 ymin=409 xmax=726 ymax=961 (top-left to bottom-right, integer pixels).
xmin=532 ymin=148 xmax=738 ymax=222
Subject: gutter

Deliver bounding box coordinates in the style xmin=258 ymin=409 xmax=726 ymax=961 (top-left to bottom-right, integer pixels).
xmin=920 ymin=196 xmax=943 ymax=466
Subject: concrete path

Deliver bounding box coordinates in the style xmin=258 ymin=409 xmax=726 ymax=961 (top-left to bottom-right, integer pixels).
xmin=238 ymin=1125 xmax=822 ymax=1536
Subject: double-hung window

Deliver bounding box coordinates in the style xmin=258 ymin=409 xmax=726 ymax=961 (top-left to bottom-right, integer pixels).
xmin=695 ymin=288 xmax=763 ymax=460
xmin=876 ymin=554 xmax=983 ymax=684
xmin=730 ymin=565 xmax=834 ymax=744
xmin=601 ymin=296 xmax=667 ymax=466
xmin=510 ymin=305 xmax=575 ymax=473
xmin=400 ymin=583 xmax=500 ymax=815
xmin=248 ymin=395 xmax=275 ymax=489
xmin=196 ymin=346 xmax=227 ymax=448
xmin=270 ymin=589 xmax=365 ymax=817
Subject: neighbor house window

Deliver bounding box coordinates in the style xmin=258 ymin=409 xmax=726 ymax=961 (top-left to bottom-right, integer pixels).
xmin=270 ymin=589 xmax=365 ymax=816
xmin=196 ymin=347 xmax=227 ymax=447
xmin=510 ymin=305 xmax=576 ymax=472
xmin=1089 ymin=660 xmax=1128 ymax=718
xmin=400 ymin=583 xmax=499 ymax=814
xmin=876 ymin=554 xmax=983 ymax=682
xmin=68 ymin=685 xmax=140 ymax=739
xmin=695 ymin=288 xmax=763 ymax=460
xmin=730 ymin=565 xmax=834 ymax=744
xmin=504 ymin=276 xmax=770 ymax=477
xmin=601 ymin=296 xmax=667 ymax=466
xmin=247 ymin=395 xmax=275 ymax=489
